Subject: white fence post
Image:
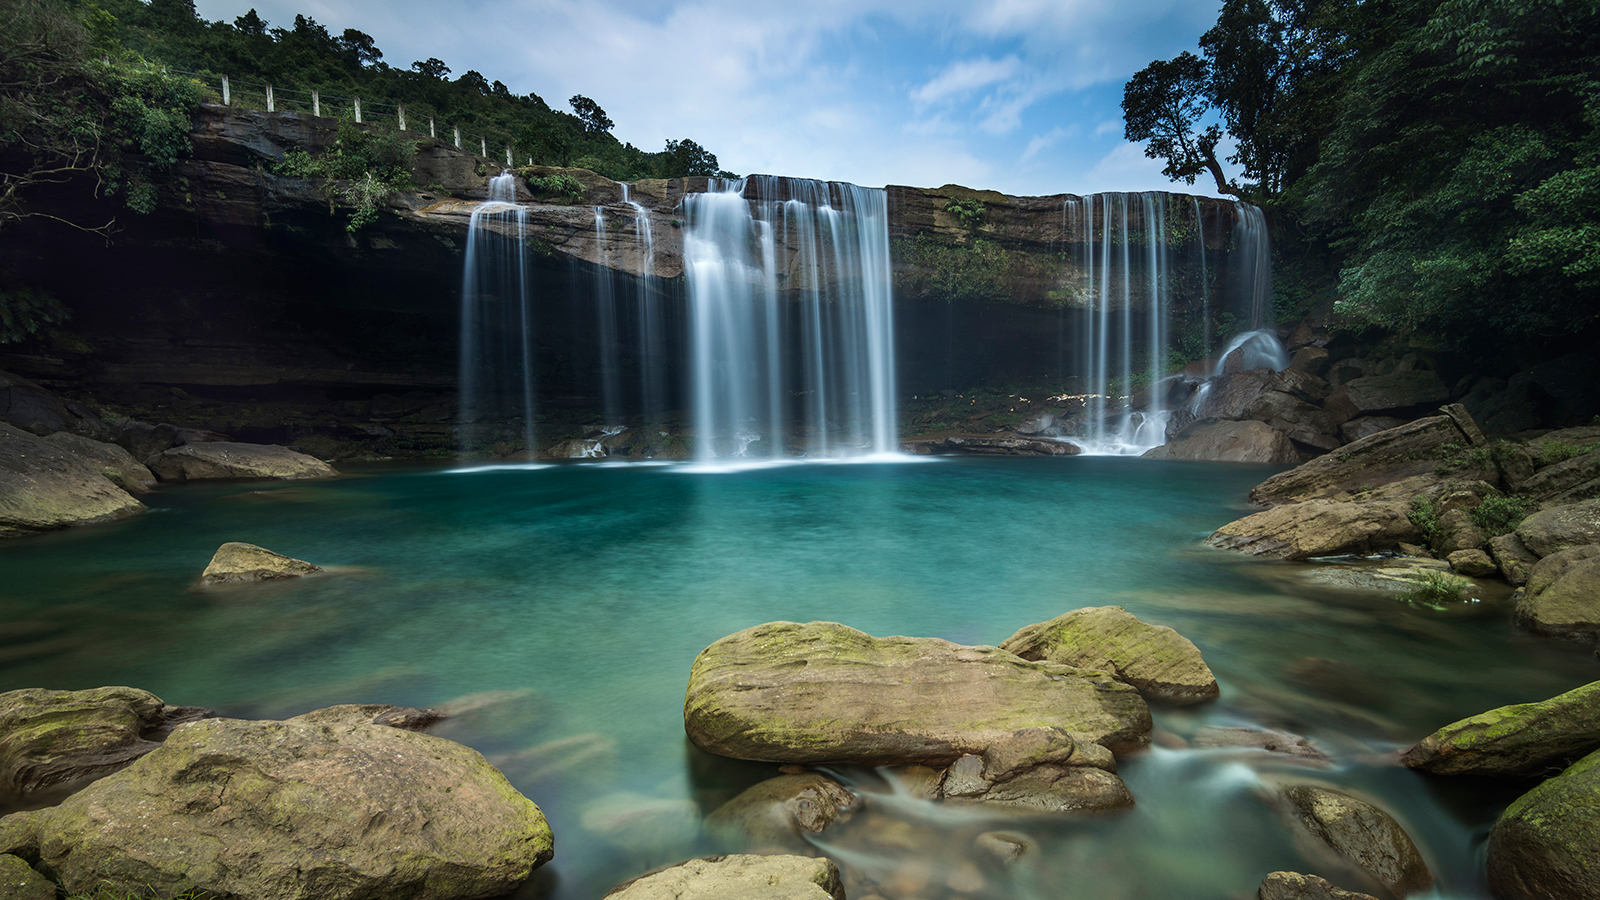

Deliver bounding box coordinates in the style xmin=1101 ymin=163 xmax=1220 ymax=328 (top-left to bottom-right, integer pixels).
xmin=354 ymin=97 xmax=362 ymax=124
xmin=221 ymin=75 xmax=230 ymax=106
xmin=480 ymin=137 xmax=487 ymax=157
xmin=505 ymin=145 xmax=512 ymax=166
xmin=265 ymin=83 xmax=274 ymax=112
xmin=453 ymin=126 xmax=461 ymax=148
xmin=312 ymin=89 xmax=320 ymax=117
xmin=429 ymin=117 xmax=436 ymax=139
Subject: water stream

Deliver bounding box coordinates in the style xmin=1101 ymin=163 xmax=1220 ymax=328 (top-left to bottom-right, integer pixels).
xmin=0 ymin=459 xmax=1587 ymax=900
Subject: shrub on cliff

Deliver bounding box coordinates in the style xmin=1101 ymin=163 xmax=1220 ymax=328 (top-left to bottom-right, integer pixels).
xmin=276 ymin=121 xmax=416 ymax=230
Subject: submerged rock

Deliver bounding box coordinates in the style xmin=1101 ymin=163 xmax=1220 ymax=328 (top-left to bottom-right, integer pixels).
xmin=683 ymin=621 xmax=1150 ymax=766
xmin=0 ymin=422 xmax=145 ymax=538
xmin=1140 ymin=418 xmax=1299 ymax=463
xmin=287 ymin=703 xmax=444 ymax=731
xmin=0 ymin=717 xmax=553 ymax=900
xmin=147 ymin=441 xmax=338 ymax=482
xmin=1259 ymin=871 xmax=1378 ymax=900
xmin=1282 ymin=784 xmax=1433 ymax=897
xmin=1488 ymin=747 xmax=1600 ymax=900
xmin=935 ymin=726 xmax=1131 ymax=813
xmin=1206 ymin=499 xmax=1419 ymax=560
xmin=1000 ymin=606 xmax=1219 ymax=705
xmin=1193 ymin=727 xmax=1330 ymax=764
xmin=706 ymin=773 xmax=858 ymax=851
xmin=1401 ymin=679 xmax=1600 ymax=777
xmin=196 ymin=541 xmax=325 ymax=586
xmin=603 ymin=854 xmax=844 ymax=900
xmin=0 ymin=686 xmax=211 ymax=796
xmin=1515 ymin=545 xmax=1600 ymax=642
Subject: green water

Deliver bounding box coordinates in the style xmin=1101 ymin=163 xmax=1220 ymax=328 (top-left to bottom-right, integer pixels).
xmin=0 ymin=457 xmax=1591 ymax=899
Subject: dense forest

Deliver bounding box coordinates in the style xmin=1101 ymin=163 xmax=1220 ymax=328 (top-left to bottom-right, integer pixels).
xmin=1124 ymin=0 xmax=1600 ymax=351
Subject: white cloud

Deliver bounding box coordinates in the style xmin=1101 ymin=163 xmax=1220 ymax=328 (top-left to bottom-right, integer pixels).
xmin=910 ymin=56 xmax=1021 ymax=108
xmin=1020 ymin=126 xmax=1068 ymax=162
xmin=1094 ymin=119 xmax=1122 ymax=137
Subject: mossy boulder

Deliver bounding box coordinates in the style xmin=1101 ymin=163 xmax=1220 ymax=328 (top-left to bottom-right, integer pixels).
xmin=1401 ymin=680 xmax=1600 ymax=777
xmin=683 ymin=621 xmax=1150 ymax=766
xmin=1515 ymin=545 xmax=1600 ymax=643
xmin=0 ymin=717 xmax=553 ymax=900
xmin=999 ymin=606 xmax=1218 ymax=705
xmin=1282 ymin=785 xmax=1433 ymax=897
xmin=1259 ymin=871 xmax=1378 ymax=900
xmin=197 ymin=541 xmax=324 ymax=586
xmin=1488 ymin=747 xmax=1600 ymax=900
xmin=0 ymin=423 xmax=145 ymax=538
xmin=0 ymin=853 xmax=54 ymax=900
xmin=1517 ymin=499 xmax=1600 ymax=558
xmin=603 ymin=854 xmax=844 ymax=900
xmin=0 ymin=686 xmax=210 ymax=796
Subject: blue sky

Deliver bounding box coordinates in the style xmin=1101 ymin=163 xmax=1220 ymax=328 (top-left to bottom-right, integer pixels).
xmin=192 ymin=0 xmax=1233 ymax=197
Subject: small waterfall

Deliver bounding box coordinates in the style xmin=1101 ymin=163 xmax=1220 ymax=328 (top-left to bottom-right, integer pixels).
xmin=459 ymin=172 xmax=537 ymax=454
xmin=1233 ymin=202 xmax=1273 ymax=330
xmin=621 ymin=184 xmax=667 ymax=423
xmin=592 ymin=205 xmax=623 ymax=426
xmin=682 ymin=176 xmax=897 ymax=462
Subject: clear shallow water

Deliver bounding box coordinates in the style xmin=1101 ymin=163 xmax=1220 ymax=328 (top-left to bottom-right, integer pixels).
xmin=0 ymin=457 xmax=1593 ymax=899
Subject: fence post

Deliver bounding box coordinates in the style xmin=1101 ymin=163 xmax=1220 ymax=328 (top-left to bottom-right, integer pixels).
xmin=354 ymin=97 xmax=362 ymax=124
xmin=429 ymin=117 xmax=436 ymax=139
xmin=397 ymin=104 xmax=406 ymax=131
xmin=453 ymin=126 xmax=461 ymax=148
xmin=480 ymin=137 xmax=487 ymax=157
xmin=221 ymin=75 xmax=230 ymax=106
xmin=265 ymin=83 xmax=274 ymax=112
xmin=312 ymin=89 xmax=320 ymax=117
xmin=505 ymin=145 xmax=512 ymax=166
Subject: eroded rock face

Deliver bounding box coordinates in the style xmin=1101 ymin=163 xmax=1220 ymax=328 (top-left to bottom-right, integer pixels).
xmin=0 ymin=423 xmax=145 ymax=538
xmin=147 ymin=442 xmax=338 ymax=482
xmin=683 ymin=621 xmax=1151 ymax=765
xmin=0 ymin=686 xmax=212 ymax=796
xmin=705 ymin=773 xmax=859 ymax=851
xmin=1516 ymin=499 xmax=1600 ymax=558
xmin=1515 ymin=545 xmax=1600 ymax=642
xmin=1488 ymin=747 xmax=1600 ymax=900
xmin=1259 ymin=871 xmax=1379 ymax=900
xmin=1141 ymin=418 xmax=1299 ymax=464
xmin=1401 ymin=679 xmax=1600 ymax=778
xmin=603 ymin=855 xmax=845 ymax=900
xmin=1247 ymin=410 xmax=1484 ymax=506
xmin=1000 ymin=606 xmax=1219 ymax=705
xmin=1282 ymin=785 xmax=1433 ymax=898
xmin=1206 ymin=499 xmax=1419 ymax=560
xmin=197 ymin=541 xmax=325 ymax=586
xmin=0 ymin=717 xmax=553 ymax=900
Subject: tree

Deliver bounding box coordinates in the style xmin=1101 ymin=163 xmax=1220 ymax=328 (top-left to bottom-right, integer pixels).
xmin=1122 ymin=52 xmax=1236 ymax=196
xmin=336 ymin=28 xmax=382 ymax=68
xmin=568 ymin=95 xmax=612 ymax=136
xmin=411 ymin=57 xmax=450 ymax=80
xmin=233 ymin=8 xmax=267 ymax=35
xmin=659 ymin=139 xmax=720 ymax=177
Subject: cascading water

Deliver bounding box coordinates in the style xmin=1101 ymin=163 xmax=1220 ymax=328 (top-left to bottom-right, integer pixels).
xmin=1186 ymin=203 xmax=1288 ymax=414
xmin=459 ymin=173 xmax=538 ymax=454
xmin=621 ymin=184 xmax=667 ymax=423
xmin=682 ymin=176 xmax=897 ymax=462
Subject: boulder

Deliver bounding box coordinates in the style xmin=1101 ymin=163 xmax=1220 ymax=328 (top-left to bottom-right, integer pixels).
xmin=197 ymin=541 xmax=325 ymax=586
xmin=1515 ymin=546 xmax=1600 ymax=642
xmin=0 ymin=370 xmax=108 ymax=440
xmin=0 ymin=717 xmax=553 ymax=900
xmin=0 ymin=686 xmax=211 ymax=796
xmin=705 ymin=773 xmax=859 ymax=850
xmin=1432 ymin=507 xmax=1486 ymax=554
xmin=0 ymin=854 xmax=53 ymax=900
xmin=1517 ymin=499 xmax=1600 ymax=558
xmin=1462 ymin=373 xmax=1544 ymax=434
xmin=603 ymin=855 xmax=844 ymax=900
xmin=683 ymin=621 xmax=1151 ymax=765
xmin=1517 ymin=448 xmax=1600 ymax=502
xmin=1282 ymin=785 xmax=1433 ymax=897
xmin=1242 ymin=391 xmax=1341 ymax=450
xmin=1526 ymin=427 xmax=1600 ymax=469
xmin=1207 ymin=499 xmax=1419 ymax=560
xmin=1339 ymin=416 xmax=1408 ymax=444
xmin=1193 ymin=727 xmax=1330 ymax=764
xmin=1270 ymin=368 xmax=1335 ymax=404
xmin=146 ymin=441 xmax=338 ymax=482
xmin=1259 ymin=871 xmax=1378 ymax=900
xmin=1447 ymin=549 xmax=1496 ymax=576
xmin=1488 ymin=747 xmax=1600 ymax=900
xmin=1192 ymin=370 xmax=1275 ymax=420
xmin=999 ymin=606 xmax=1219 ymax=705
xmin=937 ymin=726 xmax=1132 ymax=812
xmin=923 ymin=434 xmax=1079 ymax=456
xmin=41 ymin=432 xmax=157 ymax=493
xmin=1402 ymin=679 xmax=1600 ymax=777
xmin=1322 ymin=371 xmax=1449 ymax=423
xmin=1142 ymin=417 xmax=1299 ymax=463
xmin=0 ymin=423 xmax=146 ymax=538
xmin=1248 ymin=408 xmax=1487 ymax=506
xmin=1488 ymin=533 xmax=1540 ymax=585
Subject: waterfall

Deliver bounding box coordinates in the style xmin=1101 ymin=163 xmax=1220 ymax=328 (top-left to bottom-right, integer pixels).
xmin=1232 ymin=202 xmax=1273 ymax=330
xmin=459 ymin=173 xmax=537 ymax=454
xmin=621 ymin=184 xmax=667 ymax=423
xmin=682 ymin=176 xmax=898 ymax=462
xmin=592 ymin=205 xmax=623 ymax=425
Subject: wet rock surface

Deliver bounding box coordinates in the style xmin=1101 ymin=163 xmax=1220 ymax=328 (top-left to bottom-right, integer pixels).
xmin=1193 ymin=726 xmax=1330 ymax=764
xmin=1488 ymin=747 xmax=1600 ymax=900
xmin=1282 ymin=784 xmax=1433 ymax=898
xmin=706 ymin=772 xmax=860 ymax=851
xmin=1000 ymin=606 xmax=1219 ymax=705
xmin=1258 ymin=871 xmax=1379 ymax=900
xmin=602 ymin=854 xmax=845 ymax=900
xmin=0 ymin=686 xmax=212 ymax=797
xmin=684 ymin=621 xmax=1151 ymax=765
xmin=1402 ymin=679 xmax=1600 ymax=777
xmin=0 ymin=423 xmax=145 ymax=538
xmin=196 ymin=541 xmax=325 ymax=586
xmin=1247 ymin=411 xmax=1484 ymax=506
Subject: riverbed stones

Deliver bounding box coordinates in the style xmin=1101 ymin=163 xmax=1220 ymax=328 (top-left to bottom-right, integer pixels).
xmin=0 ymin=717 xmax=553 ymax=900
xmin=1141 ymin=418 xmax=1299 ymax=463
xmin=1282 ymin=785 xmax=1433 ymax=897
xmin=0 ymin=686 xmax=211 ymax=796
xmin=999 ymin=606 xmax=1219 ymax=705
xmin=1487 ymin=747 xmax=1600 ymax=900
xmin=603 ymin=855 xmax=844 ymax=900
xmin=1258 ymin=871 xmax=1378 ymax=900
xmin=41 ymin=432 xmax=157 ymax=493
xmin=1401 ymin=679 xmax=1600 ymax=777
xmin=0 ymin=423 xmax=145 ymax=538
xmin=705 ymin=773 xmax=859 ymax=851
xmin=197 ymin=541 xmax=324 ymax=586
xmin=1247 ymin=410 xmax=1485 ymax=506
xmin=684 ymin=621 xmax=1150 ymax=765
xmin=1516 ymin=499 xmax=1600 ymax=558
xmin=1206 ymin=499 xmax=1419 ymax=560
xmin=146 ymin=441 xmax=338 ymax=482
xmin=1515 ymin=545 xmax=1600 ymax=642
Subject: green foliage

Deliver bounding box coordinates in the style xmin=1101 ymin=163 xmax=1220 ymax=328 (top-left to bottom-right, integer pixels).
xmin=944 ymin=198 xmax=986 ymax=229
xmin=659 ymin=138 xmax=723 ymax=178
xmin=524 ymin=172 xmax=582 ymax=203
xmin=0 ymin=278 xmax=70 ymax=344
xmin=892 ymin=236 xmax=1016 ymax=304
xmin=1470 ymin=494 xmax=1534 ymax=538
xmin=1399 ymin=570 xmax=1473 ymax=608
xmin=276 ymin=121 xmax=414 ymax=230
xmin=1408 ymin=496 xmax=1440 ymax=546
